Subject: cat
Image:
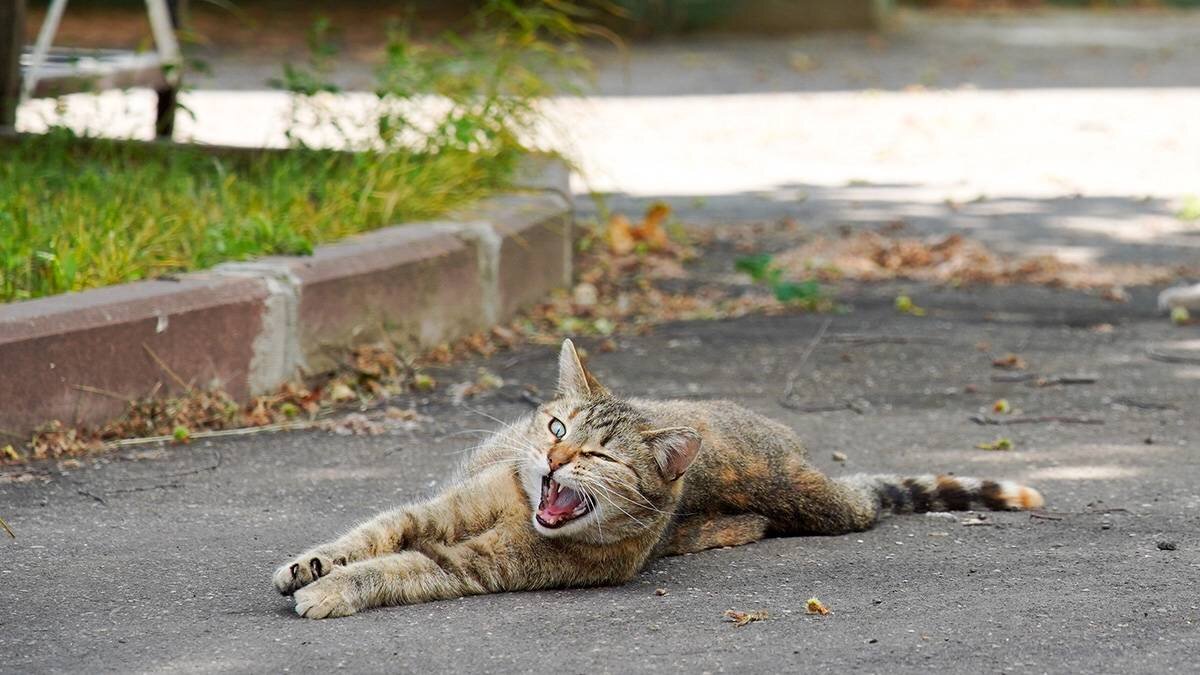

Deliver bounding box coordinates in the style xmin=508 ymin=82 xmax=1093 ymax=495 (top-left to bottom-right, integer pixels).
xmin=273 ymin=339 xmax=1044 ymax=619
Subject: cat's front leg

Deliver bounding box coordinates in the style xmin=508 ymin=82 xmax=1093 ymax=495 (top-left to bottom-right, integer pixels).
xmin=272 ymin=546 xmax=349 ymax=596
xmin=291 ymin=526 xmax=556 ymax=618
xmin=272 ymin=501 xmax=438 ymax=595
xmin=292 ymin=550 xmax=475 ymax=619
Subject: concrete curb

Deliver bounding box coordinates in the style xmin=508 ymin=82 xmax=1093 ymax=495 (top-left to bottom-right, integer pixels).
xmin=0 ymin=157 xmax=572 ymax=436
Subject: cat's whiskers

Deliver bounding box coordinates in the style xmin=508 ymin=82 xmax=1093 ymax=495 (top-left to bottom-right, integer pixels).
xmin=597 ymin=473 xmax=654 ymax=503
xmin=572 ymin=482 xmax=607 ymax=543
xmin=594 ymin=483 xmax=671 ymax=519
xmin=594 ymin=474 xmax=672 ymax=515
xmin=463 ymin=406 xmax=523 ymax=431
xmin=451 ymin=442 xmax=501 ymax=455
xmin=575 ymin=475 xmax=650 ymax=530
xmin=459 ymin=436 xmax=542 ymax=461
xmin=468 ymin=457 xmax=530 ymax=473
xmin=439 ymin=428 xmax=503 ymax=441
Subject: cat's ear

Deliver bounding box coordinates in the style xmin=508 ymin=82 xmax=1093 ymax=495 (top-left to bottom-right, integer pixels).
xmin=641 ymin=427 xmax=702 ymax=482
xmin=557 ymin=339 xmax=606 ymax=398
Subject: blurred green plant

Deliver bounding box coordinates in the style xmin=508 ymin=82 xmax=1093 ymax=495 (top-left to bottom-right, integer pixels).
xmin=735 ymin=253 xmax=822 ymax=305
xmin=274 ymin=0 xmax=608 ymax=158
xmin=3 ymin=1 xmax=604 ymax=303
xmin=1178 ymin=195 xmax=1200 ymax=222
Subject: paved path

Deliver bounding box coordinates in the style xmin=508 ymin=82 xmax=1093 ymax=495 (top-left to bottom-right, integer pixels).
xmin=16 ymin=11 xmax=1200 ymax=271
xmin=3 ymin=282 xmax=1198 ymax=673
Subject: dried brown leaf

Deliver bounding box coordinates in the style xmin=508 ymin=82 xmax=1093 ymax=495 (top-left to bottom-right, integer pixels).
xmin=724 ymin=609 xmax=769 ymax=627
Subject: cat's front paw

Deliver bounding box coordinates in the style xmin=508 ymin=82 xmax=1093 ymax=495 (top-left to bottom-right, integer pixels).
xmin=272 ymin=551 xmax=345 ymax=595
xmin=293 ymin=574 xmax=359 ymax=619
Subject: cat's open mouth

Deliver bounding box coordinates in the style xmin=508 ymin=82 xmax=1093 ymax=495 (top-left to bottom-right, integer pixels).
xmin=536 ymin=476 xmax=593 ymax=529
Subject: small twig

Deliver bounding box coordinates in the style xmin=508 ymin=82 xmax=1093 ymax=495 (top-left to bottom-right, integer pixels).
xmin=72 ymin=384 xmax=133 ymax=402
xmin=1036 ymin=508 xmax=1132 ymax=517
xmin=108 ymin=421 xmax=317 ymax=449
xmin=827 ymin=334 xmax=948 ymax=346
xmin=1086 ymin=507 xmax=1132 ymax=515
xmin=77 ymin=489 xmax=107 ymax=505
xmin=158 ymin=449 xmax=222 ymax=479
xmin=780 ymin=401 xmax=852 ymax=413
xmin=1147 ymin=349 xmax=1200 ymax=366
xmin=783 ymin=318 xmax=832 ymax=399
xmin=0 ymin=515 xmax=14 ymax=538
xmin=970 ymin=414 xmax=1104 ymax=426
xmin=991 ymin=372 xmax=1037 ymax=383
xmin=990 ymin=373 xmax=1098 ymax=386
xmin=107 ymin=482 xmax=183 ymax=495
xmin=1035 ymin=375 xmax=1098 ymax=387
xmin=1110 ymin=397 xmax=1178 ymax=411
xmin=142 ymin=343 xmax=192 ymax=392
xmin=1029 ymin=512 xmax=1064 ymax=521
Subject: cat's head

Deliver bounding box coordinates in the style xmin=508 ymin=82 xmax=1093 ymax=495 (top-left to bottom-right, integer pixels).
xmin=516 ymin=339 xmax=702 ymax=541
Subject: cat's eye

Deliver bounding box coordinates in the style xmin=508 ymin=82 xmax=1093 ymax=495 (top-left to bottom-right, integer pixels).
xmin=548 ymin=417 xmax=566 ymax=439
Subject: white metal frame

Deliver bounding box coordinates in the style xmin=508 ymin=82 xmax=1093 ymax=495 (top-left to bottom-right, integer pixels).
xmin=21 ymin=0 xmax=182 ymax=100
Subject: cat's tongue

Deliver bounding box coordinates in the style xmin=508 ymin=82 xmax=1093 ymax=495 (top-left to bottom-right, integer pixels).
xmin=539 ymin=479 xmax=586 ymax=523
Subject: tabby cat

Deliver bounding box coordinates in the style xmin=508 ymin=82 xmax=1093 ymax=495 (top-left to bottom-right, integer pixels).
xmin=274 ymin=339 xmax=1044 ymax=618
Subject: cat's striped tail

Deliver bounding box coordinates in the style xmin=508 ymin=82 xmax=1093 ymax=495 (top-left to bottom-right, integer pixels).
xmin=840 ymin=474 xmax=1044 ymax=515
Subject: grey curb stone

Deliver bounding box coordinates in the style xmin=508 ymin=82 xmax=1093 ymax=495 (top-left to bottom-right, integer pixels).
xmin=0 ymin=159 xmax=572 ymax=436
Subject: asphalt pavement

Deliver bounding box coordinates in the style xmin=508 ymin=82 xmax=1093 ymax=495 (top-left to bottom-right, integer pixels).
xmin=3 ymin=281 xmax=1197 ymax=674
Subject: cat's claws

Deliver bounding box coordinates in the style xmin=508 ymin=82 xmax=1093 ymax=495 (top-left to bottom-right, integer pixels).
xmin=273 ymin=552 xmax=337 ymax=595
xmin=294 ymin=576 xmax=358 ymax=619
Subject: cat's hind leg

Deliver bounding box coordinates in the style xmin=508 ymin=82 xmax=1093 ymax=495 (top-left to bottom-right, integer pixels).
xmin=657 ymin=513 xmax=770 ymax=556
xmin=758 ymin=464 xmax=1044 ymax=537
xmin=757 ymin=464 xmax=880 ymax=536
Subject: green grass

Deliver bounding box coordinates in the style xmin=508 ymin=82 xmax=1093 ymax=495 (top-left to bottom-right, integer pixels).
xmin=0 ymin=130 xmax=520 ymax=302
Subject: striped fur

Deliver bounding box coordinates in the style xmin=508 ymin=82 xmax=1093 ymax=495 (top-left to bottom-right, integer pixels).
xmin=841 ymin=474 xmax=1045 ymax=515
xmin=273 ymin=340 xmax=1046 ymax=618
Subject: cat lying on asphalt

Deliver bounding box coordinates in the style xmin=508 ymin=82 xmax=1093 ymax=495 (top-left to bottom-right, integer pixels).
xmin=274 ymin=339 xmax=1044 ymax=618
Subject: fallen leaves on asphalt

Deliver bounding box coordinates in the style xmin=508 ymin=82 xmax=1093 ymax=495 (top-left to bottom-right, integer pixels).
xmin=992 ymin=354 xmax=1027 ymax=370
xmin=607 ymin=202 xmax=672 ymax=255
xmin=806 ymin=598 xmax=831 ymax=615
xmin=317 ymin=413 xmax=385 ymax=437
xmin=775 ymin=231 xmax=1182 ymax=298
xmin=894 ymin=294 xmax=926 ymax=316
xmin=724 ymin=609 xmax=769 ymax=627
xmin=449 ymin=368 xmax=505 ymax=405
xmin=976 ymin=437 xmax=1014 ymax=451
